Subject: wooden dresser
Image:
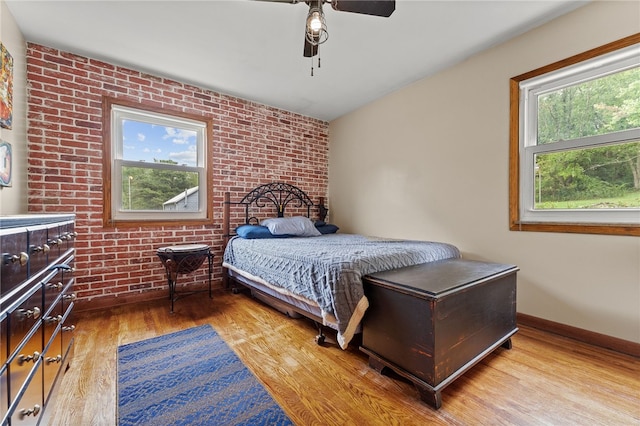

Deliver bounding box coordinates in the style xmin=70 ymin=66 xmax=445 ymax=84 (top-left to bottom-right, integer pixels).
xmin=361 ymin=258 xmax=518 ymax=409
xmin=0 ymin=215 xmax=77 ymax=425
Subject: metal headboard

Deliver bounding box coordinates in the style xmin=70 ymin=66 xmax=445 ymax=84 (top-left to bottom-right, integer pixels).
xmin=223 ymin=182 xmax=328 ymax=237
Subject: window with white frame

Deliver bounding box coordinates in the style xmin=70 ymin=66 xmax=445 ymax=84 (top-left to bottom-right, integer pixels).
xmin=510 ymin=35 xmax=640 ymax=236
xmin=103 ymin=98 xmax=213 ymax=226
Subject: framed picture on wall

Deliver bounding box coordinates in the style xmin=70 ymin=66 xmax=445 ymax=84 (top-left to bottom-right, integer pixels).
xmin=0 ymin=140 xmax=11 ymax=187
xmin=1 ymin=42 xmax=13 ymax=130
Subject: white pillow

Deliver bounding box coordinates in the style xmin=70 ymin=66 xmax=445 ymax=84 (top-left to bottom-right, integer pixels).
xmin=260 ymin=216 xmax=321 ymax=237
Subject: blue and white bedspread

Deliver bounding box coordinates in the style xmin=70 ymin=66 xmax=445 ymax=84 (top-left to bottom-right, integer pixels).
xmin=223 ymin=234 xmax=460 ymax=349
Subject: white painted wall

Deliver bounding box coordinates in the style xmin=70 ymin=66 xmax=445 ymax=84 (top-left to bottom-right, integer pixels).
xmin=329 ymin=1 xmax=640 ymax=343
xmin=0 ymin=0 xmax=28 ymax=214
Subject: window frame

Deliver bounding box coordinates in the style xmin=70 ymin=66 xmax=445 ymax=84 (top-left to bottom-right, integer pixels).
xmin=102 ymin=97 xmax=214 ymax=227
xmin=509 ymin=33 xmax=640 ymax=237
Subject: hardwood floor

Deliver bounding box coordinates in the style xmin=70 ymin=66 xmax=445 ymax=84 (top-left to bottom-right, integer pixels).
xmin=48 ymin=289 xmax=640 ymax=425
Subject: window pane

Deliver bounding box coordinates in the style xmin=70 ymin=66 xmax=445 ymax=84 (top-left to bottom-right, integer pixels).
xmin=121 ymin=166 xmax=200 ymax=211
xmin=533 ymin=141 xmax=640 ymax=209
xmin=537 ymin=67 xmax=640 ymax=145
xmin=122 ymin=119 xmax=198 ymax=167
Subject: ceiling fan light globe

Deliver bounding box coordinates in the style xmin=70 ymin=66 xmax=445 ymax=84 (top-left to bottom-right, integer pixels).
xmin=307 ymin=12 xmax=322 ymax=31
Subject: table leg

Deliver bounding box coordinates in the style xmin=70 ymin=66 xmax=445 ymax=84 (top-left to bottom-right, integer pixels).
xmin=168 ymin=275 xmax=177 ymax=314
xmin=208 ymin=251 xmax=213 ymax=299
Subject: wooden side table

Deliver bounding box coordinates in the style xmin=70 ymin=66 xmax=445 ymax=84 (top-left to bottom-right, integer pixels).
xmin=156 ymin=244 xmax=213 ymax=313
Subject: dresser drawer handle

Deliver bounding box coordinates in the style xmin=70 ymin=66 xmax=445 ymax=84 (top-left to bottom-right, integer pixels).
xmin=61 ymin=232 xmax=78 ymax=240
xmin=62 ymin=325 xmax=76 ymax=333
xmin=46 ymin=355 xmax=62 ymax=364
xmin=63 ymin=293 xmax=77 ymax=301
xmin=47 ymin=281 xmax=64 ymax=290
xmin=4 ymin=252 xmax=29 ymax=266
xmin=19 ymin=404 xmax=41 ymax=419
xmin=30 ymin=244 xmax=50 ymax=254
xmin=18 ymin=307 xmax=41 ymax=320
xmin=45 ymin=315 xmax=63 ymax=324
xmin=48 ymin=238 xmax=63 ymax=246
xmin=17 ymin=351 xmax=40 ymax=366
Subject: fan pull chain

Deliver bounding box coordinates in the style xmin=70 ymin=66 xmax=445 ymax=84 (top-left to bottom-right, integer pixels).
xmin=310 ymin=47 xmax=321 ymax=77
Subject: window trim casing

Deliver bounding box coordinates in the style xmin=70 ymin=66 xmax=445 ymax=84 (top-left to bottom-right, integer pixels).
xmin=509 ymin=33 xmax=640 ymax=237
xmin=102 ymin=96 xmax=214 ymax=227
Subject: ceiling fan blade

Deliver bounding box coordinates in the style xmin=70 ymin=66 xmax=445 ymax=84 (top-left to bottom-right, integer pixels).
xmin=331 ymin=0 xmax=395 ymax=17
xmin=252 ymin=0 xmax=301 ymax=3
xmin=303 ymin=36 xmax=319 ymax=58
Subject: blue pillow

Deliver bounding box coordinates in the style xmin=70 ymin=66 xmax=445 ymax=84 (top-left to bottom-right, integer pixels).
xmin=316 ymin=224 xmax=339 ymax=234
xmin=235 ymin=225 xmax=291 ymax=239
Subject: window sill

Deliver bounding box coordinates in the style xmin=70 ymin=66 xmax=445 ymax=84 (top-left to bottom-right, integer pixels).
xmin=509 ymin=221 xmax=640 ymax=237
xmin=104 ymin=218 xmax=214 ymax=228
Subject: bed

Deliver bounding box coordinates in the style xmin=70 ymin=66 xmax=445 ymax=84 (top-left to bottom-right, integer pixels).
xmin=222 ymin=182 xmax=461 ymax=349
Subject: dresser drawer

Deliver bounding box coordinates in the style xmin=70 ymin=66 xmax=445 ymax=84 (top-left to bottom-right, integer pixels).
xmin=1 ymin=317 xmax=7 ymax=367
xmin=44 ymin=304 xmax=74 ymax=398
xmin=43 ymin=297 xmax=64 ymax=355
xmin=47 ymin=221 xmax=75 ymax=259
xmin=7 ymin=322 xmax=43 ymax=410
xmin=0 ymin=308 xmax=7 ymax=424
xmin=43 ymin=262 xmax=74 ymax=350
xmin=43 ymin=252 xmax=74 ymax=317
xmin=43 ymin=328 xmax=63 ymax=407
xmin=43 ymin=300 xmax=75 ymax=360
xmin=0 ymin=364 xmax=7 ymax=424
xmin=8 ymin=361 xmax=43 ymax=426
xmin=1 ymin=229 xmax=29 ymax=296
xmin=27 ymin=226 xmax=50 ymax=279
xmin=7 ymin=286 xmax=43 ymax=361
xmin=60 ymin=303 xmax=76 ymax=363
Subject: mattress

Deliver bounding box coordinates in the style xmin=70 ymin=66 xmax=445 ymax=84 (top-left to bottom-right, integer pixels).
xmin=223 ymin=233 xmax=461 ymax=349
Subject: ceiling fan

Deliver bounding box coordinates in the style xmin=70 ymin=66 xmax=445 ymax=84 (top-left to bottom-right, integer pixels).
xmin=257 ymin=0 xmax=395 ymax=74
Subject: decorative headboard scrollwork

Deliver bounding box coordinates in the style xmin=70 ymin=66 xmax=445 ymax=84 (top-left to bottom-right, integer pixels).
xmin=240 ymin=182 xmax=315 ymax=218
xmin=223 ymin=182 xmax=328 ymax=238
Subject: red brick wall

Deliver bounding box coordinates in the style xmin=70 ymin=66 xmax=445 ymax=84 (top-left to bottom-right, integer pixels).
xmin=26 ymin=43 xmax=329 ymax=310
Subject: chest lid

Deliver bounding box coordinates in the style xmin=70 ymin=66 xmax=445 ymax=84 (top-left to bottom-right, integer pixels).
xmin=364 ymin=258 xmax=518 ymax=297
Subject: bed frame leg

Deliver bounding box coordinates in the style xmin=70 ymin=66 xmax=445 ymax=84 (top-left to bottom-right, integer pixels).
xmin=314 ymin=322 xmax=326 ymax=345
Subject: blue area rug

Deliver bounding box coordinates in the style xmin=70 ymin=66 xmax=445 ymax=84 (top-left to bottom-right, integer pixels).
xmin=117 ymin=324 xmax=293 ymax=426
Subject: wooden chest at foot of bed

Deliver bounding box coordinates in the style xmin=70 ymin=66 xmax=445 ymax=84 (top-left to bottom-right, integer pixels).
xmin=360 ymin=258 xmax=518 ymax=409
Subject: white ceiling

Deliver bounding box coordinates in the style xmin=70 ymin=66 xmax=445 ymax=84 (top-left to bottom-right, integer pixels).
xmin=6 ymin=0 xmax=588 ymax=121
